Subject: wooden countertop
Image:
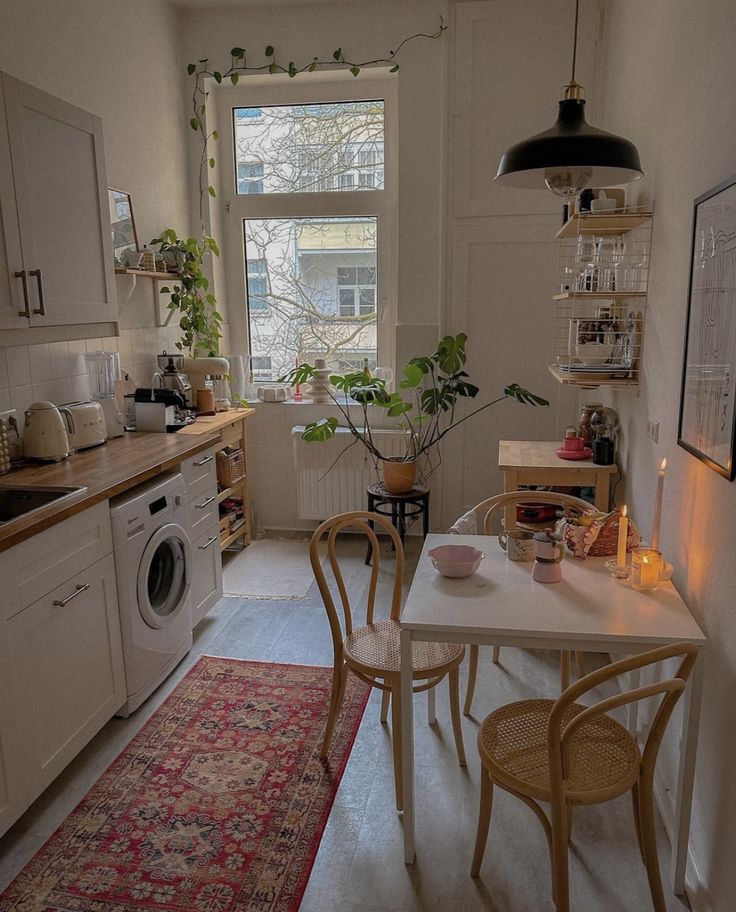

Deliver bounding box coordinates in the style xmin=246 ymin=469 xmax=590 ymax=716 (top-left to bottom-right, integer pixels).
xmin=177 ymin=407 xmax=255 ymax=435
xmin=0 ymin=431 xmax=219 ymax=552
xmin=498 ymin=439 xmax=617 ymax=472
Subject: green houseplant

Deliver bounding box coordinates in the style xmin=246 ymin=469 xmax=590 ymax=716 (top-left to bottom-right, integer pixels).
xmin=281 ymin=333 xmax=549 ymax=492
xmin=151 ymin=228 xmax=223 ymax=356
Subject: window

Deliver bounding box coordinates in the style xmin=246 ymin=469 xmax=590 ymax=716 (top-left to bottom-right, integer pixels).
xmin=219 ymin=78 xmax=396 ymax=381
xmin=246 ymin=258 xmax=269 ymax=312
xmin=237 ymin=161 xmax=264 ymax=194
xmin=337 ymin=266 xmax=376 ymax=316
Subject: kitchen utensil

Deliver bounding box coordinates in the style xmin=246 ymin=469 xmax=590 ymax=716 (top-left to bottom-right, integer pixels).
xmin=133 ymin=388 xmax=189 ymax=432
xmin=183 ymin=356 xmax=230 ymax=408
xmin=516 ymin=503 xmax=558 ymax=523
xmin=157 ymin=351 xmax=192 ymax=401
xmin=85 ymin=351 xmax=125 ymax=438
xmin=428 ymin=544 xmax=484 ymax=578
xmin=498 ymin=528 xmax=534 ymax=561
xmin=532 ymin=530 xmax=564 ymax=583
xmin=592 ymin=436 xmax=615 ymax=465
xmin=574 ymin=341 xmax=613 ymax=364
xmin=23 ymin=401 xmax=73 ymax=461
xmin=562 ymin=428 xmax=585 ymax=451
xmin=196 ymin=388 xmax=215 ymax=414
xmin=556 ymin=446 xmax=593 ymax=460
xmin=61 ymin=400 xmax=106 ymax=450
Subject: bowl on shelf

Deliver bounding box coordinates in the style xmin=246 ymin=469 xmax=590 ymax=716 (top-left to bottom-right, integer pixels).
xmin=574 ymin=342 xmax=613 ymax=365
xmin=428 ymin=544 xmax=484 ymax=578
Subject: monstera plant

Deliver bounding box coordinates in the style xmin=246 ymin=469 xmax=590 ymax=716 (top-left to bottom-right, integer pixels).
xmin=280 ymin=333 xmax=548 ymax=492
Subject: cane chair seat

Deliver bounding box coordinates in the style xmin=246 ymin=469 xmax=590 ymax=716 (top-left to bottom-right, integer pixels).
xmin=345 ymin=619 xmax=465 ymax=677
xmin=478 ymin=699 xmax=640 ymax=804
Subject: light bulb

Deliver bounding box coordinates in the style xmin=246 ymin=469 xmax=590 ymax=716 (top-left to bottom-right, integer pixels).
xmin=544 ymin=167 xmax=592 ymax=198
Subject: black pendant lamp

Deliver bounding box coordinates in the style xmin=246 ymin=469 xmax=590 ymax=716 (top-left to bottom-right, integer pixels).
xmin=495 ymin=0 xmax=643 ymax=197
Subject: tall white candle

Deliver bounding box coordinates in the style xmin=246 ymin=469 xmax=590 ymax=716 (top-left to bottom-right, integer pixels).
xmin=651 ymin=458 xmax=667 ymax=551
xmin=617 ymin=504 xmax=628 ymax=568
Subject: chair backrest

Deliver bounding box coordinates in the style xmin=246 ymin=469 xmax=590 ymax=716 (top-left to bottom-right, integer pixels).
xmin=473 ymin=490 xmax=594 ymax=534
xmin=310 ymin=511 xmax=404 ymax=660
xmin=547 ymin=643 xmax=699 ymax=796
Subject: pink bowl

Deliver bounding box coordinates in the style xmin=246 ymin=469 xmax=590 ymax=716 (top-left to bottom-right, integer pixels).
xmin=428 ymin=544 xmax=485 ymax=578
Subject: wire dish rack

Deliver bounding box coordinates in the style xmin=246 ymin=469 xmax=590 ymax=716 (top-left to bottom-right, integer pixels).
xmin=549 ymin=205 xmax=653 ymax=391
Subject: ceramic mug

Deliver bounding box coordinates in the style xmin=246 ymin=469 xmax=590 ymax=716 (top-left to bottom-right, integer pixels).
xmin=499 ymin=528 xmax=535 ymax=562
xmin=563 ymin=434 xmax=585 ymax=452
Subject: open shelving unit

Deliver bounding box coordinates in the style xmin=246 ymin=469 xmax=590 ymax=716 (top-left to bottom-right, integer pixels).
xmin=549 ymin=206 xmax=653 ymax=391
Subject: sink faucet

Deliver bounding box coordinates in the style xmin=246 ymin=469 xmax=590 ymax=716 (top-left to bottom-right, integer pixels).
xmin=150 ymin=372 xmax=163 ymax=401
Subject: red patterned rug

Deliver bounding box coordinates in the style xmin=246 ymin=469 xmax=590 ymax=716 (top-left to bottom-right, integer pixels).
xmin=0 ymin=657 xmax=370 ymax=912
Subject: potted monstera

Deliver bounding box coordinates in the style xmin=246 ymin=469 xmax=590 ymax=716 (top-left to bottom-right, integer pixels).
xmin=281 ymin=333 xmax=548 ymax=493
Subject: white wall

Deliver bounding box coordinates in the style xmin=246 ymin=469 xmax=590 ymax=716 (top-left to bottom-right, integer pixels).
xmin=599 ymin=0 xmax=736 ymax=906
xmin=0 ymin=0 xmax=191 ymax=415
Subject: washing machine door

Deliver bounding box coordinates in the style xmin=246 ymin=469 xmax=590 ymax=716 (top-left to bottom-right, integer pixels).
xmin=136 ymin=523 xmax=193 ymax=629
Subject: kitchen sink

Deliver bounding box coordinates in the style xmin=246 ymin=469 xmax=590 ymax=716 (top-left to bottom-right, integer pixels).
xmin=0 ymin=485 xmax=87 ymax=525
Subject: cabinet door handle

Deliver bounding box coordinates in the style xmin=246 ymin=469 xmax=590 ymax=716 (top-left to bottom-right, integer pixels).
xmin=198 ymin=535 xmax=218 ymax=550
xmin=29 ymin=268 xmax=45 ymax=315
xmin=196 ymin=495 xmax=216 ymax=509
xmin=14 ymin=271 xmax=30 ymax=317
xmin=53 ymin=583 xmax=90 ymax=607
xmin=193 ymin=454 xmax=214 ymax=466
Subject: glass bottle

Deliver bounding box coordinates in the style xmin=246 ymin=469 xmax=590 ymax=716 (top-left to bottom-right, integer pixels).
xmin=578 ymin=402 xmax=603 ymax=445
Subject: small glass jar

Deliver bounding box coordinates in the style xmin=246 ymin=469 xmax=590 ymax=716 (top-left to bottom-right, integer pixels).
xmin=630 ymin=548 xmax=662 ymax=590
xmin=578 ymin=402 xmax=603 ymax=445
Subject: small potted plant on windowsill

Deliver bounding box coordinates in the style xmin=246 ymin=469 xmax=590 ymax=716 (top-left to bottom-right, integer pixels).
xmin=280 ymin=333 xmax=549 ymax=493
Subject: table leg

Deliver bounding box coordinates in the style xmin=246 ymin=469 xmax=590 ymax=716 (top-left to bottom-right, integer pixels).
xmin=671 ymin=653 xmax=705 ymax=894
xmin=365 ymin=493 xmax=376 ymax=565
xmin=400 ymin=627 xmax=415 ymax=863
xmin=595 ymin=470 xmax=611 ymax=512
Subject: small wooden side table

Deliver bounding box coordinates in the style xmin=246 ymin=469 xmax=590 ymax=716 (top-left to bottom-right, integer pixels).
xmin=498 ymin=440 xmax=617 ymax=532
xmin=364 ymin=482 xmax=430 ymax=564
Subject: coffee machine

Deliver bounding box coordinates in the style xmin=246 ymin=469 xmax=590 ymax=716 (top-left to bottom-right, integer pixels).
xmin=156 ymin=351 xmax=192 ymax=401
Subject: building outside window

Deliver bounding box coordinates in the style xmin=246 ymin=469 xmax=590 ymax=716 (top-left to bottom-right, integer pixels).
xmin=219 ymin=80 xmax=396 ymax=382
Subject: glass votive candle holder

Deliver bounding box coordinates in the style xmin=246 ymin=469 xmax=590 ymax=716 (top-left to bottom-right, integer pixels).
xmin=630 ymin=548 xmax=662 ymax=590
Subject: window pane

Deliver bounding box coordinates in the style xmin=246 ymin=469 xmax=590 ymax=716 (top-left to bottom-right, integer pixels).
xmin=244 ymin=216 xmax=377 ymax=379
xmin=233 ymin=101 xmax=384 ymax=195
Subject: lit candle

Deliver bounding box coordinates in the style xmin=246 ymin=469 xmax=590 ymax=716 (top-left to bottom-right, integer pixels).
xmin=651 ymin=458 xmax=667 ymax=551
xmin=617 ymin=505 xmax=628 ymax=568
xmin=639 ymin=551 xmax=661 ymax=588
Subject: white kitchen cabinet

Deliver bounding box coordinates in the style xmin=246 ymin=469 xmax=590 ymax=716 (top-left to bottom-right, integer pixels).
xmin=0 ymin=72 xmax=116 ymax=333
xmin=182 ymin=446 xmax=223 ymax=627
xmin=8 ymin=553 xmax=125 ymax=796
xmin=190 ymin=524 xmax=222 ymax=628
xmin=0 ymin=631 xmax=25 ymax=836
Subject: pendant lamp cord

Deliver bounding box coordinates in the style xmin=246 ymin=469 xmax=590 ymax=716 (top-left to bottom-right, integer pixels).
xmin=570 ymin=0 xmax=580 ymax=84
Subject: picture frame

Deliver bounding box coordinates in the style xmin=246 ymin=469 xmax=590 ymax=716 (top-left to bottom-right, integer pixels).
xmin=108 ymin=188 xmax=139 ymax=266
xmin=678 ymin=174 xmax=736 ymax=480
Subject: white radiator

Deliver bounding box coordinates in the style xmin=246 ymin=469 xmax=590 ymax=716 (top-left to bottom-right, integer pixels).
xmin=292 ymin=425 xmax=410 ymax=519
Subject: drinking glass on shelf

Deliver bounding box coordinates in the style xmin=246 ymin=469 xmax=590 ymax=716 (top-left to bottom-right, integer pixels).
xmin=596 ymin=236 xmax=617 ymax=292
xmin=575 ymin=235 xmax=597 ymax=291
xmin=624 ymin=240 xmax=648 ymax=291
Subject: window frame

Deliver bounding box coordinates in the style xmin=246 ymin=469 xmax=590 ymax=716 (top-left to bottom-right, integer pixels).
xmin=214 ymin=71 xmax=398 ymax=381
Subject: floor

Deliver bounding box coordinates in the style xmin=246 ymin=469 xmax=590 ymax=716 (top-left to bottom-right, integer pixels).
xmin=0 ymin=536 xmax=690 ymax=912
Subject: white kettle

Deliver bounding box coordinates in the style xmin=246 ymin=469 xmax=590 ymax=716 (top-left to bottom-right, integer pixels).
xmin=23 ymin=401 xmax=73 ymax=461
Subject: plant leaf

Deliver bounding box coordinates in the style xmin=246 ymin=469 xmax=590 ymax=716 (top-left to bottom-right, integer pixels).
xmin=187 ymin=63 xmax=196 ymax=75
xmin=207 ymin=185 xmax=216 ymax=197
xmin=189 ymin=117 xmax=200 ymax=131
xmin=350 ymin=66 xmax=360 ymax=77
xmin=265 ymin=45 xmax=274 ymax=57
xmin=399 ymin=362 xmax=424 ymax=389
xmin=302 ymin=417 xmax=338 ymax=442
xmin=214 ymin=71 xmax=223 ymax=84
xmin=230 ymin=73 xmax=239 ymax=85
xmin=231 ymin=47 xmax=245 ymax=58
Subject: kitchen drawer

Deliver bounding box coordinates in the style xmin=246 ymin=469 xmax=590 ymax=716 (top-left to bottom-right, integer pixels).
xmin=180 ymin=447 xmax=217 ymax=489
xmin=218 ymin=420 xmax=243 ymax=449
xmin=188 ymin=488 xmax=219 ymax=537
xmin=10 ymin=501 xmax=112 ymax=613
xmin=190 ymin=523 xmax=222 ymax=628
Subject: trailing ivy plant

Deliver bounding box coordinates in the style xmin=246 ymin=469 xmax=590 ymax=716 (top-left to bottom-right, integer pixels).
xmin=279 ymin=333 xmax=549 ymax=475
xmin=157 ymin=19 xmax=446 ymax=359
xmin=151 ymin=228 xmax=223 ymax=356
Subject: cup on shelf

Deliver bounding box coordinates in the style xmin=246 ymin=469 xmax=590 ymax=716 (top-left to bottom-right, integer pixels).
xmin=124 ymin=249 xmax=143 ymax=268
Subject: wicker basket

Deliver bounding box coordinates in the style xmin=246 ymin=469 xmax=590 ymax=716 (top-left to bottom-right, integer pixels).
xmin=216 ymin=447 xmax=246 ymax=487
xmin=588 ymin=509 xmax=640 ymax=556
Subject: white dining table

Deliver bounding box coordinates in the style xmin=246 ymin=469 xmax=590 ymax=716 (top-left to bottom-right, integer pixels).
xmin=399 ymin=534 xmax=707 ymax=895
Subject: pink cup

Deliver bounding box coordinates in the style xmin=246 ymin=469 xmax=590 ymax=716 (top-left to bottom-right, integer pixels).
xmin=563 ymin=435 xmax=585 ymax=452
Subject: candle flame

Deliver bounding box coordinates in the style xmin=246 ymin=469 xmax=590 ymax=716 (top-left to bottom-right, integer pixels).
xmin=622 ymin=504 xmax=628 ymax=517
xmin=660 ymin=457 xmax=667 ymax=471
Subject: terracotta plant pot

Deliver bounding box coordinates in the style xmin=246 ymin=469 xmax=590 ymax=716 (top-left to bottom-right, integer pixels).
xmin=382 ymin=457 xmax=417 ymax=494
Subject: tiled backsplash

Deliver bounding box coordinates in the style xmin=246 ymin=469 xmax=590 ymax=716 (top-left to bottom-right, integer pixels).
xmin=0 ymin=325 xmax=181 ymax=419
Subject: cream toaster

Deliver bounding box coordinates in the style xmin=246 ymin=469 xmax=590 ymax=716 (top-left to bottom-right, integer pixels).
xmin=62 ymin=400 xmax=107 ymax=450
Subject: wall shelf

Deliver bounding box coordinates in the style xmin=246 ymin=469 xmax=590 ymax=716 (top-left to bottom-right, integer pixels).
xmin=547 ymin=363 xmax=640 ymax=390
xmin=114 ymin=267 xmax=179 ymax=280
xmin=553 ymin=291 xmax=647 ymax=301
xmin=556 ymin=209 xmax=654 ymax=239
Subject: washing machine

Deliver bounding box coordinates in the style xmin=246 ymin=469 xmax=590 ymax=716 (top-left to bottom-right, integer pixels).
xmin=110 ymin=472 xmax=193 ymax=716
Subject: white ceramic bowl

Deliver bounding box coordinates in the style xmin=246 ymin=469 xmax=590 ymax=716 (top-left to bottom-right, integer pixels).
xmin=428 ymin=544 xmax=484 ymax=578
xmin=575 ymin=342 xmax=613 ymax=365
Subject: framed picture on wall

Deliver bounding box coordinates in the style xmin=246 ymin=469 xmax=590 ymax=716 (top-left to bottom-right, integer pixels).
xmin=678 ymin=174 xmax=736 ymax=480
xmin=108 ymin=188 xmax=139 ymax=266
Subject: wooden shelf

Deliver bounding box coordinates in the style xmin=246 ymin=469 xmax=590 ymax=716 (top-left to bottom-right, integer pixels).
xmin=548 ymin=363 xmax=639 ymax=390
xmin=556 ymin=210 xmax=653 ymax=239
xmin=552 ymin=291 xmax=647 ymax=301
xmin=114 ymin=267 xmax=180 ymax=280
xmin=220 ymin=525 xmax=246 ymax=549
xmin=217 ymin=479 xmax=246 ymax=503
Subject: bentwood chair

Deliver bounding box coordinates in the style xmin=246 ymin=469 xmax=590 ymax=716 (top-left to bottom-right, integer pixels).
xmin=471 ymin=643 xmax=698 ymax=912
xmin=463 ymin=491 xmax=593 ymax=716
xmin=311 ymin=511 xmax=467 ymax=810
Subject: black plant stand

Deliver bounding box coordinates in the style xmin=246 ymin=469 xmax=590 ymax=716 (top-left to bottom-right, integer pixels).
xmin=364 ymin=482 xmax=430 ymax=564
